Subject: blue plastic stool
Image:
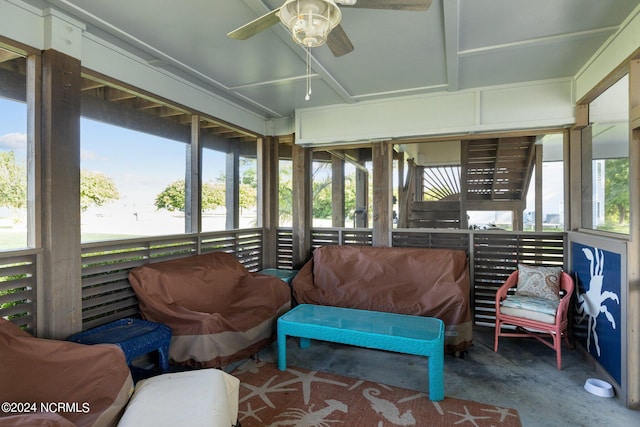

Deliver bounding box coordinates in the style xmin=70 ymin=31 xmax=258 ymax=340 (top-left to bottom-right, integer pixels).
xmin=68 ymin=318 xmax=172 ymax=372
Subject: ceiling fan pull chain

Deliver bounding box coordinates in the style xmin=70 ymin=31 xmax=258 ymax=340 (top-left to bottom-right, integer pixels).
xmin=305 ymin=46 xmax=312 ymax=101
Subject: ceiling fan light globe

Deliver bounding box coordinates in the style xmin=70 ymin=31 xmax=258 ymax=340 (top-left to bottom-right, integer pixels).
xmin=292 ymin=15 xmax=330 ymax=47
xmin=280 ymin=0 xmax=341 ymax=48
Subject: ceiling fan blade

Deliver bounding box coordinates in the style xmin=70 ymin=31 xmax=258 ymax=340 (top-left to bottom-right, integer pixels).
xmin=227 ymin=8 xmax=281 ymax=40
xmin=327 ymin=25 xmax=354 ymax=57
xmin=342 ymin=0 xmax=432 ymax=11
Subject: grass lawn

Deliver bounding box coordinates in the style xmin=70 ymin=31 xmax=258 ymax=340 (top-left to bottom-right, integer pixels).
xmin=1 ymin=230 xmax=141 ymax=251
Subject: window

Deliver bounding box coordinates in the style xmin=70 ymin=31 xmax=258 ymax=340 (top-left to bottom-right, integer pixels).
xmin=239 ymin=156 xmax=258 ymax=228
xmin=0 ymin=54 xmax=28 ymax=250
xmin=312 ymin=160 xmax=332 ymax=227
xmin=201 ymin=147 xmax=226 ymax=232
xmin=80 ymin=119 xmax=186 ymax=241
xmin=278 ymin=159 xmax=293 ymax=227
xmin=523 ymin=134 xmax=565 ymax=231
xmin=587 ymin=74 xmax=629 ymax=234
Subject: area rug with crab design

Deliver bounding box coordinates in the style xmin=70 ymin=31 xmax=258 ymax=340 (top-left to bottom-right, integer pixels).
xmin=231 ymin=360 xmax=521 ymax=427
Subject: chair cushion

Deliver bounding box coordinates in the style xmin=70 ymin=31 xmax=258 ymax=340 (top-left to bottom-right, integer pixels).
xmin=501 ymin=295 xmax=558 ymax=324
xmin=516 ymin=264 xmax=562 ymax=301
xmin=117 ymin=369 xmax=240 ymax=427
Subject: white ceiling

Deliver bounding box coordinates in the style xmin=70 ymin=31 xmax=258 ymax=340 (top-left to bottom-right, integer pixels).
xmin=34 ymin=0 xmax=640 ymax=120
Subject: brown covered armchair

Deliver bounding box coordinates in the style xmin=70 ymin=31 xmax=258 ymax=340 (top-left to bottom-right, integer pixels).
xmin=128 ymin=251 xmax=291 ymax=368
xmin=0 ymin=318 xmax=241 ymax=427
xmin=0 ymin=318 xmax=133 ymax=427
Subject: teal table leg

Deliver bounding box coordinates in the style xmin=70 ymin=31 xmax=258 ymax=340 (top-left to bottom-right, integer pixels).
xmin=300 ymin=337 xmax=310 ymax=349
xmin=428 ymin=350 xmax=445 ymax=401
xmin=277 ymin=331 xmax=287 ymax=371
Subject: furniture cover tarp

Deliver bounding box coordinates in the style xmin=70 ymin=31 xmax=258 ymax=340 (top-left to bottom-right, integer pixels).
xmin=292 ymin=245 xmax=473 ymax=352
xmin=128 ymin=252 xmax=291 ymax=368
xmin=0 ymin=318 xmax=133 ymax=427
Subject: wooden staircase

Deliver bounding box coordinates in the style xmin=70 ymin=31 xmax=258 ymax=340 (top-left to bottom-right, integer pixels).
xmin=408 ymin=137 xmax=536 ymax=229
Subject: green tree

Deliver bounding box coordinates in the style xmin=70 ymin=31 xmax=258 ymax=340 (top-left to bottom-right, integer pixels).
xmin=279 ymin=161 xmax=293 ymax=223
xmin=311 ymin=162 xmax=332 ymax=219
xmin=155 ymin=180 xmax=186 ymax=212
xmin=239 ymin=158 xmax=257 ymax=212
xmin=0 ymin=151 xmax=26 ymax=209
xmin=155 ymin=180 xmax=226 ymax=212
xmin=81 ymin=169 xmax=120 ymax=211
xmin=202 ymin=181 xmax=225 ymax=211
xmin=604 ymin=158 xmax=629 ymax=225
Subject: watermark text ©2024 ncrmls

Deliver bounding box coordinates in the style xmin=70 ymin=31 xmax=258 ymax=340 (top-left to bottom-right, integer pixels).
xmin=1 ymin=401 xmax=90 ymax=414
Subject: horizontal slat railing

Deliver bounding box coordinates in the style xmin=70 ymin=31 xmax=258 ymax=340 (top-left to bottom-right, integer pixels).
xmin=80 ymin=228 xmax=263 ymax=330
xmin=473 ymin=231 xmax=564 ymax=327
xmin=4 ymin=227 xmax=564 ymax=333
xmin=0 ymin=249 xmax=40 ymax=333
xmin=276 ymin=228 xmax=294 ymax=269
xmin=392 ymin=229 xmax=470 ymax=251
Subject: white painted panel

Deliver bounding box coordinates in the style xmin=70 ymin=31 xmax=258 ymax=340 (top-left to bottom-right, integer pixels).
xmin=481 ymin=80 xmax=574 ymax=126
xmin=575 ymin=5 xmax=640 ymax=101
xmin=1 ymin=0 xmax=45 ymax=50
xmin=296 ymin=92 xmax=477 ymax=145
xmin=296 ymin=80 xmax=575 ymax=146
xmin=43 ymin=8 xmax=85 ymax=59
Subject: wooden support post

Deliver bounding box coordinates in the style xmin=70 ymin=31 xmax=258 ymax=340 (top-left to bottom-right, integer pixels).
xmin=534 ymin=143 xmax=543 ymax=231
xmin=460 ymin=141 xmax=469 ymax=229
xmin=372 ymin=142 xmax=392 ymax=247
xmin=568 ymin=104 xmax=588 ymax=230
xmin=260 ymin=136 xmax=279 ymax=268
xmin=292 ymin=143 xmax=312 ymax=268
xmin=186 ymin=114 xmax=201 ymax=234
xmin=226 ymin=145 xmax=239 ymax=230
xmin=40 ymin=49 xmax=82 ymax=339
xmin=396 ymin=151 xmax=404 ymax=227
xmin=626 ymin=59 xmax=640 ymax=409
xmin=331 ymin=152 xmax=345 ymax=227
xmin=354 ymin=151 xmax=368 ymax=228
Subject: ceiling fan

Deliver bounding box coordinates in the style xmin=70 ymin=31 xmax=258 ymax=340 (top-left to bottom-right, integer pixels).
xmin=227 ymin=0 xmax=432 ymax=57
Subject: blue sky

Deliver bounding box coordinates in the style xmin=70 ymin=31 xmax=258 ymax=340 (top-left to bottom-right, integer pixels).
xmin=1 ymin=96 xmax=226 ymax=210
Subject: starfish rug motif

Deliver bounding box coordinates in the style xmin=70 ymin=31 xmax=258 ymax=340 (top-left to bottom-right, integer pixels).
xmin=232 ymin=360 xmax=521 ymax=427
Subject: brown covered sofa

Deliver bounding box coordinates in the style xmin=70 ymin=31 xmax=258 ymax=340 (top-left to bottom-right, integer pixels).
xmin=128 ymin=251 xmax=291 ymax=368
xmin=292 ymin=245 xmax=473 ymax=353
xmin=0 ymin=318 xmax=133 ymax=427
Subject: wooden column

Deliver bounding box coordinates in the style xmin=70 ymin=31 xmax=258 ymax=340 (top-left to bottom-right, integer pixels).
xmin=460 ymin=141 xmax=469 ymax=229
xmin=354 ymin=151 xmax=368 ymax=228
xmin=291 ymin=143 xmax=312 ymax=268
xmin=226 ymin=145 xmax=239 ymax=230
xmin=581 ymin=126 xmax=593 ymax=229
xmin=331 ymin=152 xmax=345 ymax=227
xmin=396 ymin=151 xmax=404 ymax=226
xmin=185 ymin=115 xmax=201 ymax=234
xmin=259 ymin=136 xmax=279 ymax=268
xmin=40 ymin=49 xmax=82 ymax=339
xmin=626 ymin=58 xmax=640 ymax=409
xmin=372 ymin=142 xmax=392 ymax=246
xmin=568 ymin=105 xmax=588 ymax=230
xmin=534 ymin=143 xmax=543 ymax=231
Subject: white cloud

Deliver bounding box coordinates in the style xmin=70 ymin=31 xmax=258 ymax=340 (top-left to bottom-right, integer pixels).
xmin=0 ymin=132 xmax=27 ymax=150
xmin=81 ymin=148 xmax=99 ymax=161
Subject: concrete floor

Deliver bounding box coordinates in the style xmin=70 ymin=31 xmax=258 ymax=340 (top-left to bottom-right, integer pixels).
xmin=249 ymin=327 xmax=640 ymax=427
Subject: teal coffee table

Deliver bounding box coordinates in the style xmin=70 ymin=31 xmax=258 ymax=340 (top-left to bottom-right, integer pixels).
xmin=277 ymin=304 xmax=445 ymax=401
